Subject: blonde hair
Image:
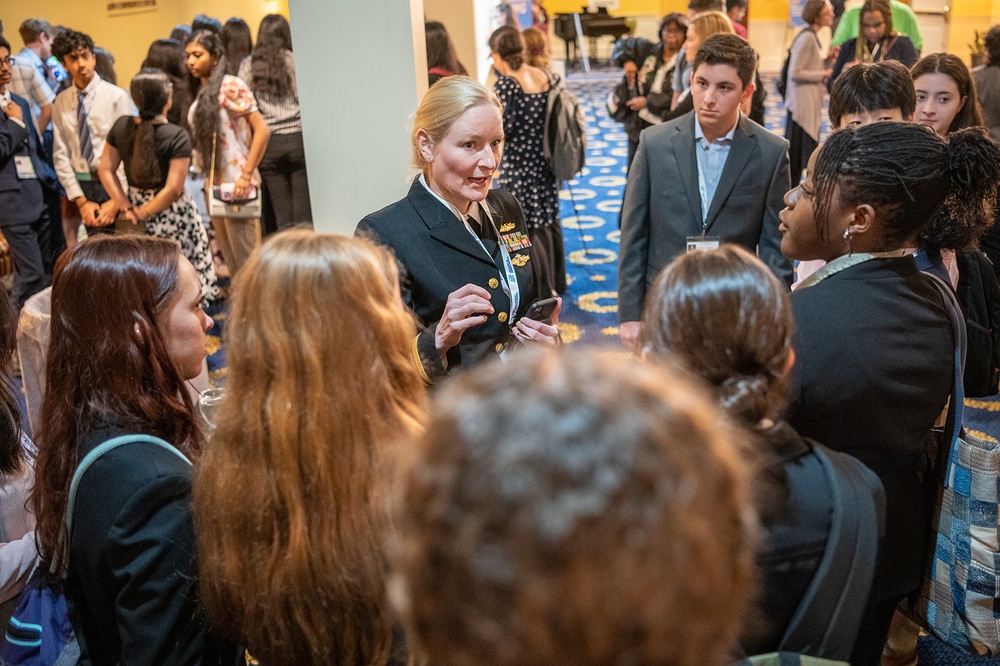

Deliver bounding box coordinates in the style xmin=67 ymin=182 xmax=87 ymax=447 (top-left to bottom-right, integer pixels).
xmin=522 ymin=26 xmax=550 ymax=68
xmin=691 ymin=10 xmax=735 ymax=41
xmin=411 ymin=75 xmax=503 ymax=175
xmin=194 ymin=230 xmax=426 ymax=666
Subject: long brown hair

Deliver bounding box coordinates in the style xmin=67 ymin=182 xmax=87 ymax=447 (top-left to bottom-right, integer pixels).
xmin=194 ymin=230 xmax=426 ymax=666
xmin=642 ymin=245 xmax=794 ymax=429
xmin=32 ymin=236 xmax=202 ymax=570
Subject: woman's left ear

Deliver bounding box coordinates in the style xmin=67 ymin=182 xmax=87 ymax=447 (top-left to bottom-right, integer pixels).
xmin=417 ymin=130 xmax=435 ymax=163
xmin=849 ymin=203 xmax=876 ymax=237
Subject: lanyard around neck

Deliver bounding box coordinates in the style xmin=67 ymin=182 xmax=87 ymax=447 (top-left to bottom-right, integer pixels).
xmin=466 ymin=202 xmax=521 ymax=321
xmin=796 ymin=249 xmax=909 ymax=290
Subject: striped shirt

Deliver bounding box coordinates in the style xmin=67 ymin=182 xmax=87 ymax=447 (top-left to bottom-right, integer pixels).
xmin=8 ymin=51 xmax=55 ymax=133
xmin=236 ymin=51 xmax=302 ymax=135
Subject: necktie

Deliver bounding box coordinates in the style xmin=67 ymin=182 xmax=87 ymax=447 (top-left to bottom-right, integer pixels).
xmin=77 ymin=91 xmax=94 ymax=164
xmin=466 ymin=215 xmax=481 ymax=236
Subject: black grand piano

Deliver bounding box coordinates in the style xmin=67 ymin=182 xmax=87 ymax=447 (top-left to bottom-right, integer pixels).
xmin=553 ymin=8 xmax=634 ymax=66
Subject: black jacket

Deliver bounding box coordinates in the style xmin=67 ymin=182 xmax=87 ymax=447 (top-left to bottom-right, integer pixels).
xmin=788 ymin=256 xmax=953 ymax=599
xmin=357 ymin=181 xmax=541 ymax=384
xmin=67 ymin=426 xmax=239 ymax=666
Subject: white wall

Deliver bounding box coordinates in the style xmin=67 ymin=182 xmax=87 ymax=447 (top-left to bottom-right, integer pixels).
xmin=289 ymin=0 xmax=426 ymax=235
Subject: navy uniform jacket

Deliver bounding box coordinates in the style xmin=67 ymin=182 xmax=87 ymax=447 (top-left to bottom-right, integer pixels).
xmin=0 ymin=94 xmax=52 ymax=226
xmin=357 ymin=180 xmax=540 ymax=384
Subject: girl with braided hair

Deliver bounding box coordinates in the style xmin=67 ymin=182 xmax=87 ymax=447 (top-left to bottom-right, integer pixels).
xmin=779 ymin=121 xmax=1000 ymax=666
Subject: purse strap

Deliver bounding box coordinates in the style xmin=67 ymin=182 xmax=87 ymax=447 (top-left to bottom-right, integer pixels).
xmin=925 ymin=274 xmax=967 ymax=487
xmin=209 ymin=130 xmax=217 ymax=186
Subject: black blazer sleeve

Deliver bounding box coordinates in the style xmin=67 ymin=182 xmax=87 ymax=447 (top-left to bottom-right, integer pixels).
xmin=105 ymin=473 xmax=213 ymax=666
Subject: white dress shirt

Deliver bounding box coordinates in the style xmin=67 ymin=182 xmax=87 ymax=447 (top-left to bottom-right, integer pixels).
xmin=51 ymin=73 xmax=135 ymax=201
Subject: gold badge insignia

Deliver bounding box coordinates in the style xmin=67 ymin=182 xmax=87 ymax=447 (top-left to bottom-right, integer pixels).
xmin=511 ymin=253 xmax=530 ymax=267
xmin=499 ymin=222 xmax=515 ymax=233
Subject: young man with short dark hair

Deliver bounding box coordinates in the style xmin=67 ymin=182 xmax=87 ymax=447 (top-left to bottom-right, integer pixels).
xmin=827 ymin=59 xmax=915 ymax=128
xmin=50 ymin=29 xmax=133 ymax=247
xmin=618 ymin=34 xmax=791 ymax=350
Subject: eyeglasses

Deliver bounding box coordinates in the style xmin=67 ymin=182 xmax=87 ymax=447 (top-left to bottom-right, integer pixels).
xmin=0 ymin=57 xmax=14 ymax=68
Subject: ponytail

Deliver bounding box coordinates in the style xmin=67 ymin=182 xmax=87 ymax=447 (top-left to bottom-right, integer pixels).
xmin=129 ymin=68 xmax=171 ymax=186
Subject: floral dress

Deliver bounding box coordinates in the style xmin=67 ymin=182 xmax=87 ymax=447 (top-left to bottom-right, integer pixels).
xmin=188 ymin=75 xmax=261 ymax=186
xmin=494 ymin=76 xmax=558 ymax=231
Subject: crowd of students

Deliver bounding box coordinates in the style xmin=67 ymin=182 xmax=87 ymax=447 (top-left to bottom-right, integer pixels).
xmin=1 ymin=6 xmax=1000 ymax=666
xmin=0 ymin=12 xmax=313 ymax=314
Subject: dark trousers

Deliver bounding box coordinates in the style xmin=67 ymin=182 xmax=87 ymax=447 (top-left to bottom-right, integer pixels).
xmin=2 ymin=213 xmax=51 ymax=309
xmin=850 ymin=592 xmax=906 ymax=666
xmin=41 ymin=185 xmax=65 ymax=273
xmin=258 ymin=131 xmax=312 ymax=236
xmin=39 ymin=128 xmax=65 ymax=271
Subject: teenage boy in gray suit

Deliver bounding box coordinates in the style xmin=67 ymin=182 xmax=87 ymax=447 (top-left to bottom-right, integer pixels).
xmin=618 ymin=34 xmax=791 ymax=351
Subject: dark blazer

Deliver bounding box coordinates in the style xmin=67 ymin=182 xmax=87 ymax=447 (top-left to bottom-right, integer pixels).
xmin=357 ymin=181 xmax=540 ymax=384
xmin=618 ymin=112 xmax=792 ymax=322
xmin=67 ymin=427 xmax=239 ymax=666
xmin=0 ymin=94 xmax=46 ymax=226
xmin=787 ymin=256 xmax=953 ymax=599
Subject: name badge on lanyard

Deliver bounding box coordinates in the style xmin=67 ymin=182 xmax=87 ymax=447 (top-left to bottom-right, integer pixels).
xmin=478 ymin=204 xmax=521 ymax=321
xmin=14 ymin=156 xmax=37 ymax=180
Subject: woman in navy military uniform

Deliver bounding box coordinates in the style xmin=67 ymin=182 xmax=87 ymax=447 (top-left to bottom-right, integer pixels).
xmin=357 ymin=76 xmax=560 ymax=385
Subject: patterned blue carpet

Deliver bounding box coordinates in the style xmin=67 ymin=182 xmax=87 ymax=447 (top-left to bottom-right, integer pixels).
xmin=556 ymin=68 xmax=1000 ymax=665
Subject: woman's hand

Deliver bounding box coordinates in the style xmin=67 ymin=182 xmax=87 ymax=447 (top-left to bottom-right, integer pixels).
xmin=513 ymin=297 xmax=561 ymax=346
xmin=626 ymin=96 xmax=647 ymax=110
xmin=94 ymin=201 xmax=119 ymax=227
xmin=436 ymin=284 xmax=494 ymax=363
xmin=233 ymin=173 xmax=252 ymax=200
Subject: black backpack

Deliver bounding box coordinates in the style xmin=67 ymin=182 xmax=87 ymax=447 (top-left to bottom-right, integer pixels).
xmin=956 ymin=250 xmax=1000 ymax=397
xmin=737 ymin=443 xmax=886 ymax=665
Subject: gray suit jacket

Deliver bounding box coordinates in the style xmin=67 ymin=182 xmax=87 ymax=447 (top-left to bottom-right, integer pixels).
xmin=618 ymin=113 xmax=792 ymax=322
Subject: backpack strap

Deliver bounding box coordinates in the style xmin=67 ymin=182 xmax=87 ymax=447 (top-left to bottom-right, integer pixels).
xmin=924 ymin=274 xmax=967 ymax=483
xmin=778 ymin=443 xmax=885 ymax=661
xmin=55 ymin=434 xmax=190 ymax=573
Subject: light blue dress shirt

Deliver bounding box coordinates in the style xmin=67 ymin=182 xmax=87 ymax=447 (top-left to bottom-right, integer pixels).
xmin=694 ymin=116 xmax=738 ymax=227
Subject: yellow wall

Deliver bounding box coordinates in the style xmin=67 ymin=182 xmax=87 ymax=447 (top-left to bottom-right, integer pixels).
xmin=949 ymin=0 xmax=996 ymax=63
xmin=545 ymin=0 xmax=688 ymax=15
xmin=0 ymin=0 xmax=288 ymax=92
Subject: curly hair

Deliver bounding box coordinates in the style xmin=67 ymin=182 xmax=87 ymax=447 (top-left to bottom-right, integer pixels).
xmin=391 ymin=348 xmax=757 ymax=666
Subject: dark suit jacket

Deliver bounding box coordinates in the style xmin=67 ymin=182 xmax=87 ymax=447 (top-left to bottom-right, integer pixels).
xmin=0 ymin=94 xmax=47 ymax=226
xmin=68 ymin=427 xmax=239 ymax=666
xmin=618 ymin=113 xmax=792 ymax=322
xmin=787 ymin=256 xmax=953 ymax=599
xmin=357 ymin=181 xmax=540 ymax=384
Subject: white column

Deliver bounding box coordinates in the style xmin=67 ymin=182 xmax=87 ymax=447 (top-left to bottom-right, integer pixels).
xmin=289 ymin=0 xmax=426 ymax=235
